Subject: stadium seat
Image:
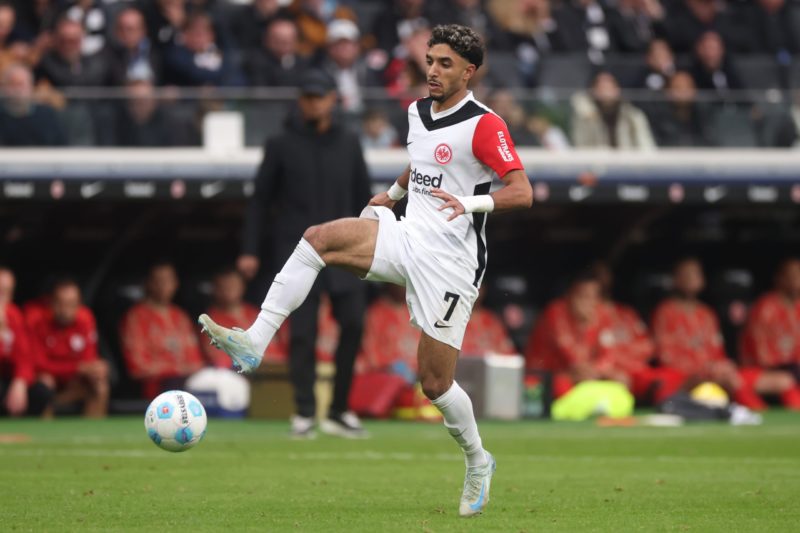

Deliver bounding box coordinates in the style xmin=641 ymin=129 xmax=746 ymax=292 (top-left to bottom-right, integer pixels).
xmin=732 ymin=55 xmax=783 ymax=91
xmin=485 ymin=51 xmax=524 ymax=88
xmin=604 ymin=54 xmax=647 ymax=88
xmin=709 ymin=106 xmax=758 ymax=147
xmin=538 ymin=53 xmax=594 ymax=90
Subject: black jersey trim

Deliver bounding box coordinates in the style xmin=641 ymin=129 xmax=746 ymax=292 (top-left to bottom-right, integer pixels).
xmin=472 ymin=182 xmax=491 ymax=287
xmin=416 ymin=98 xmax=488 ymax=131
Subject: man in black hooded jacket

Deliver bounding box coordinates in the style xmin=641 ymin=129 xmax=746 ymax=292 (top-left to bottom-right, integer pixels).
xmin=239 ymin=69 xmax=372 ymax=438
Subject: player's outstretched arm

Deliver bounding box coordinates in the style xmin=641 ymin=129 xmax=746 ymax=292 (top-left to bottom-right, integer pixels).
xmin=490 ymin=169 xmax=534 ymax=212
xmin=369 ymin=165 xmax=411 ymax=208
xmin=432 ymin=170 xmax=532 ymax=221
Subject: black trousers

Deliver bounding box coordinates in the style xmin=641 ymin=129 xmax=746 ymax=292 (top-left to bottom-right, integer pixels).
xmin=288 ymin=281 xmax=366 ymax=418
xmin=0 ymin=380 xmax=53 ymax=416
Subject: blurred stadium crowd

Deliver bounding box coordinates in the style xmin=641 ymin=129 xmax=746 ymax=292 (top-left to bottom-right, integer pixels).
xmin=1 ymin=257 xmax=799 ymax=417
xmin=2 ymin=0 xmax=800 ymax=148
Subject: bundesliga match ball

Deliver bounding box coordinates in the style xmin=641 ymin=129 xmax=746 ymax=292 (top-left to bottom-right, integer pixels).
xmin=144 ymin=390 xmax=207 ymax=452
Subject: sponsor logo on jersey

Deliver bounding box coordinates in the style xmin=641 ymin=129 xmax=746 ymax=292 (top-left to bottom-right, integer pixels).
xmin=496 ymin=131 xmax=514 ymax=162
xmin=434 ymin=143 xmax=452 ymax=164
xmin=410 ymin=168 xmax=443 ymax=188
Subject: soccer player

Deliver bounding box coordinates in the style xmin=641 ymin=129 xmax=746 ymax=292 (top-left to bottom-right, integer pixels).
xmin=200 ymin=24 xmax=533 ymax=517
xmin=652 ymin=258 xmax=766 ymax=409
xmin=29 ymin=278 xmax=109 ymax=418
xmin=739 ymin=258 xmax=800 ymax=409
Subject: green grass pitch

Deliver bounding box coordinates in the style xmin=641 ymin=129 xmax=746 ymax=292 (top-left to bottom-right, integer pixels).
xmin=1 ymin=413 xmax=799 ymax=532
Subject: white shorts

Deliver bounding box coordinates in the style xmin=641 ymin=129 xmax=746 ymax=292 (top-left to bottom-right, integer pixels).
xmin=360 ymin=206 xmax=479 ymax=350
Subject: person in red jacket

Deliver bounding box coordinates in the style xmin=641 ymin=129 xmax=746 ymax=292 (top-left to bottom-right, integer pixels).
xmin=652 ymin=258 xmax=782 ymax=410
xmin=738 ymin=258 xmax=800 ymax=409
xmin=0 ymin=267 xmax=52 ymax=416
xmin=592 ymin=262 xmax=683 ymax=403
xmin=202 ymin=267 xmax=288 ymax=367
xmin=29 ymin=278 xmax=109 ymax=417
xmin=526 ymin=271 xmax=630 ymax=398
xmin=358 ymin=285 xmax=421 ymax=376
xmin=461 ymin=286 xmax=516 ymax=357
xmin=120 ymin=261 xmax=206 ymax=399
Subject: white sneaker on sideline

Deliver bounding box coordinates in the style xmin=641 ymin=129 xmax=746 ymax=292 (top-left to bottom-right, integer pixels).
xmin=320 ymin=411 xmax=369 ymax=439
xmin=290 ymin=415 xmax=317 ymax=439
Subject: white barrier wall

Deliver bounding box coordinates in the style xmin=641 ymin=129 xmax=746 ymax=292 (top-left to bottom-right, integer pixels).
xmin=1 ymin=149 xmax=799 ymax=203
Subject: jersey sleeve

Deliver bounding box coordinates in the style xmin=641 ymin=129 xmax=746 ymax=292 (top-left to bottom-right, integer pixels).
xmin=472 ymin=113 xmax=525 ymax=178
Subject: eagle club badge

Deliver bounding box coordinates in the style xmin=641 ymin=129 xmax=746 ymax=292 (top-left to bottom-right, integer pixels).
xmin=434 ymin=143 xmax=452 ymax=164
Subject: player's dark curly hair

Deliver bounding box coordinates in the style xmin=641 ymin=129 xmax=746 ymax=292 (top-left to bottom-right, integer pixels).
xmin=427 ymin=24 xmax=485 ymax=69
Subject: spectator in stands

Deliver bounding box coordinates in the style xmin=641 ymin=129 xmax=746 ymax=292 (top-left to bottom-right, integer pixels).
xmin=485 ymin=89 xmax=539 ymax=146
xmin=54 ymin=0 xmax=111 ymax=57
xmin=739 ymin=259 xmax=800 ymax=409
xmin=0 ymin=63 xmax=65 ymax=146
xmin=383 ymin=23 xmax=431 ymax=105
xmin=119 ymin=261 xmax=206 ymax=399
xmin=143 ymin=0 xmax=188 ymax=51
xmin=228 ymin=0 xmax=284 ymax=52
xmin=369 ymin=0 xmax=431 ymax=55
xmin=488 ymin=0 xmax=562 ymax=70
xmin=525 ymin=271 xmax=631 ymax=398
xmin=359 ymin=108 xmax=399 ymax=149
xmin=245 ymin=17 xmax=309 ymax=87
xmin=527 ymin=113 xmax=571 ymax=150
xmin=571 ymin=71 xmax=655 ymax=149
xmin=729 ymin=0 xmax=799 ymax=56
xmin=113 ymin=79 xmax=194 ymax=147
xmin=36 ymin=17 xmax=109 ymax=87
xmin=106 ymin=7 xmax=162 ymax=86
xmin=427 ymin=0 xmax=507 ymax=50
xmin=662 ymin=0 xmax=736 ymax=54
xmin=637 ymin=38 xmax=675 ymax=92
xmin=163 ymin=12 xmax=242 ymax=87
xmin=30 ymin=278 xmax=109 ymax=418
xmin=461 ymin=286 xmax=517 ymax=356
xmin=0 ymin=1 xmax=25 ymax=73
xmin=689 ymin=31 xmax=743 ymax=94
xmin=549 ymin=0 xmax=613 ymax=60
xmin=652 ymin=258 xmax=768 ymax=410
xmin=0 ymin=267 xmax=51 ymax=416
xmin=287 ymin=0 xmax=358 ymax=57
xmin=319 ymin=19 xmax=381 ymax=114
xmin=201 ymin=267 xmax=288 ymax=367
xmin=647 ymin=71 xmax=712 ymax=147
xmin=606 ymin=0 xmax=665 ymax=54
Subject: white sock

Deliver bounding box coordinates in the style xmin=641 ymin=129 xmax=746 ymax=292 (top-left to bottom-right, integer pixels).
xmin=431 ymin=381 xmax=487 ymax=468
xmin=246 ymin=238 xmax=325 ymax=354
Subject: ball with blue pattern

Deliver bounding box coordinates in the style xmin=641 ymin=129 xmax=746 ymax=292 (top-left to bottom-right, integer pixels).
xmin=144 ymin=390 xmax=207 ymax=452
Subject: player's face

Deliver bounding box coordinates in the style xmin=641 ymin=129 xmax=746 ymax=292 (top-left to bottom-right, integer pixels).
xmin=569 ymin=281 xmax=601 ymax=322
xmin=213 ymin=272 xmax=245 ymax=308
xmin=298 ymin=92 xmax=337 ymax=124
xmin=673 ymin=260 xmax=705 ymax=297
xmin=777 ymin=260 xmax=800 ymax=298
xmin=0 ymin=269 xmax=14 ymax=305
xmin=425 ymin=44 xmax=475 ymax=103
xmin=147 ymin=265 xmax=178 ymax=305
xmin=52 ymin=285 xmax=80 ymax=326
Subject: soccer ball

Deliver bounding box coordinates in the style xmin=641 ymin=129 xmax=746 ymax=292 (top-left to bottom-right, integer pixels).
xmin=144 ymin=390 xmax=207 ymax=452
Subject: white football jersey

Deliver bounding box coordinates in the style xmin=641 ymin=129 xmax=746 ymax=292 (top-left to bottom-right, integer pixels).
xmin=403 ymin=91 xmax=524 ymax=287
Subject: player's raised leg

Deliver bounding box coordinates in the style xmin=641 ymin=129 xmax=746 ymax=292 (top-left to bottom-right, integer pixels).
xmin=199 ymin=217 xmax=378 ymax=372
xmin=418 ymin=333 xmax=495 ymax=517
